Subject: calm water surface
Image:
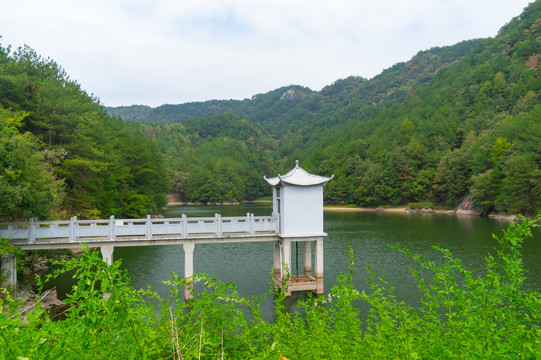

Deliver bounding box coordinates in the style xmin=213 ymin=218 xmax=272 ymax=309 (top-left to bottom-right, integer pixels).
xmin=108 ymin=204 xmax=540 ymax=319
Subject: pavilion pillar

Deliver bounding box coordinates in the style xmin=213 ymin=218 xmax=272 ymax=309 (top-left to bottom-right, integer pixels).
xmin=100 ymin=245 xmax=114 ymax=266
xmin=315 ymin=237 xmax=324 ymax=295
xmin=282 ymin=238 xmax=292 ymax=296
xmin=1 ymin=255 xmax=17 ymax=287
xmin=273 ymin=240 xmax=281 ymax=282
xmin=183 ymin=241 xmax=195 ymax=300
xmin=304 ymin=241 xmax=312 ymax=277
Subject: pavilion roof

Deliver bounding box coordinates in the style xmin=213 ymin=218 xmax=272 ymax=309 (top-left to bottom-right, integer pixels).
xmin=264 ymin=160 xmax=333 ymax=187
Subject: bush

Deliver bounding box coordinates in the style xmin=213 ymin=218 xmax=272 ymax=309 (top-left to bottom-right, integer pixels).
xmin=1 ymin=216 xmax=539 ymax=358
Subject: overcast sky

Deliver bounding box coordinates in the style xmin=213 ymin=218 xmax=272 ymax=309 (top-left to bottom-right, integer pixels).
xmin=0 ymin=0 xmax=533 ymax=107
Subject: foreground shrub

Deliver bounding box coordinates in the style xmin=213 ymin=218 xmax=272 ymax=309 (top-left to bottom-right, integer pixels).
xmin=1 ymin=216 xmax=539 ymax=358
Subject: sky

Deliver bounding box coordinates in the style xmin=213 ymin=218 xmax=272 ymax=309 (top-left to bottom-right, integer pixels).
xmin=0 ymin=0 xmax=533 ymax=108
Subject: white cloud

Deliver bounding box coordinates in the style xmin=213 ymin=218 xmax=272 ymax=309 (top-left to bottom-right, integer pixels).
xmin=0 ymin=0 xmax=533 ymax=107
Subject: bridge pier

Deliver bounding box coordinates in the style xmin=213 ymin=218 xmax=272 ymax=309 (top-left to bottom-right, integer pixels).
xmin=183 ymin=241 xmax=195 ymax=300
xmin=100 ymin=245 xmax=115 ymax=266
xmin=1 ymin=255 xmax=17 ymax=287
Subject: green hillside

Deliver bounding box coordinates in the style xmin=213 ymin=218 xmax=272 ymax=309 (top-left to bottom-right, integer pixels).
xmin=109 ymin=1 xmax=541 ymax=215
xmin=301 ymin=2 xmax=541 ymax=215
xmin=0 ymin=44 xmax=168 ymax=220
xmin=2 ymin=2 xmax=539 ymax=219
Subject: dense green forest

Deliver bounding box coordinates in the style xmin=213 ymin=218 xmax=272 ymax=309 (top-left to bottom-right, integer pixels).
xmin=110 ymin=1 xmax=541 ymax=216
xmin=1 ymin=2 xmax=539 ymax=220
xmin=0 ymin=43 xmax=168 ymax=220
xmin=1 ymin=4 xmax=541 ymax=359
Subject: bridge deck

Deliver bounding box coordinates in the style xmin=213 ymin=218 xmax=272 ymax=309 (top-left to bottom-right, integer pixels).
xmin=1 ymin=213 xmax=279 ymax=250
xmin=8 ymin=233 xmax=280 ymax=250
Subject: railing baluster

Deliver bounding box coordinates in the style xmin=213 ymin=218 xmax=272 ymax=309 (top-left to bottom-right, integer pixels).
xmin=182 ymin=214 xmax=188 ymax=237
xmin=69 ymin=216 xmax=77 ymax=242
xmin=216 ymin=213 xmax=222 ymax=237
xmin=146 ymin=215 xmax=152 ymax=239
xmin=109 ymin=215 xmax=115 ymax=240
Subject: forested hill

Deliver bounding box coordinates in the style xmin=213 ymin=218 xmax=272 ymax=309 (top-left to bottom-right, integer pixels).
xmin=106 ymin=85 xmax=314 ymax=125
xmin=0 ymin=44 xmax=168 ymax=220
xmin=106 ymin=40 xmax=481 ymax=134
xmin=1 ymin=2 xmax=538 ymax=221
xmin=301 ymin=1 xmax=541 ymax=215
xmin=111 ymin=1 xmax=541 ymax=216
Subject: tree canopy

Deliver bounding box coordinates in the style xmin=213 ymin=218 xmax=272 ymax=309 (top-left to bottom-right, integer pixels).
xmin=2 ymin=2 xmax=540 ymax=219
xmin=0 ymin=42 xmax=168 ymax=220
xmin=110 ymin=1 xmax=541 ymax=215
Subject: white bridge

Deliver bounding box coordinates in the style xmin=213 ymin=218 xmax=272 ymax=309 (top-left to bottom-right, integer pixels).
xmin=1 ymin=162 xmax=331 ymax=299
xmin=0 ymin=213 xmax=324 ymax=300
xmin=1 ymin=213 xmax=278 ymax=250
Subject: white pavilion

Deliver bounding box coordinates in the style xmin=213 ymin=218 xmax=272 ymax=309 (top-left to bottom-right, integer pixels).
xmin=264 ymin=160 xmax=333 ymax=295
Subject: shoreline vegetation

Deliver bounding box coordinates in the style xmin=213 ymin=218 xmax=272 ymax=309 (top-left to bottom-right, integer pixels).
xmin=164 ymin=196 xmax=524 ymax=222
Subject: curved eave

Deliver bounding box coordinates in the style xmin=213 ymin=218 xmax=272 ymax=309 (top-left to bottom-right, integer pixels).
xmin=263 ymin=176 xmax=281 ymax=187
xmin=264 ymin=174 xmax=333 ymax=187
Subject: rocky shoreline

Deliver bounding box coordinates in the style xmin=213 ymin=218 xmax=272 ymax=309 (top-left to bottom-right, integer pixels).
xmin=324 ymin=206 xmax=523 ymax=222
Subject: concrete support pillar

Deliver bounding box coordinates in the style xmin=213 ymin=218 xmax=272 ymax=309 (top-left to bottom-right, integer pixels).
xmin=273 ymin=240 xmax=281 ymax=280
xmin=183 ymin=241 xmax=195 ymax=300
xmin=1 ymin=255 xmax=17 ymax=287
xmin=315 ymin=237 xmax=324 ymax=295
xmin=282 ymin=238 xmax=292 ymax=297
xmin=304 ymin=241 xmax=312 ymax=277
xmin=101 ymin=245 xmax=114 ymax=266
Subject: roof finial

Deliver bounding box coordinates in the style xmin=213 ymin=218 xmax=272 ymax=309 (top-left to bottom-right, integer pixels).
xmin=295 ymin=159 xmax=299 ymax=168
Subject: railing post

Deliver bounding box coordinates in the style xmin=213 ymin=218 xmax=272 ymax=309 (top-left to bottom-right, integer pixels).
xmin=250 ymin=213 xmax=255 ymax=236
xmin=215 ymin=213 xmax=222 ymax=237
xmin=182 ymin=214 xmax=188 ymax=237
xmin=109 ymin=215 xmax=116 ymax=240
xmin=146 ymin=215 xmax=152 ymax=239
xmin=28 ymin=217 xmax=36 ymax=244
xmin=69 ymin=216 xmax=77 ymax=242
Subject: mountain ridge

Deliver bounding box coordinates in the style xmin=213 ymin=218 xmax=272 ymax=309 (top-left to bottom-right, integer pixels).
xmin=106 ymin=40 xmax=484 ymax=133
xmin=136 ymin=1 xmax=540 ymax=215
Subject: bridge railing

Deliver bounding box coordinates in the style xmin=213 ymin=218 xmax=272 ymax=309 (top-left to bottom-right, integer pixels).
xmin=0 ymin=213 xmax=278 ymax=244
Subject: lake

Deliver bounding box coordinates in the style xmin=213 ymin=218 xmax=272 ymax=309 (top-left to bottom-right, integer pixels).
xmin=108 ymin=203 xmax=540 ymax=319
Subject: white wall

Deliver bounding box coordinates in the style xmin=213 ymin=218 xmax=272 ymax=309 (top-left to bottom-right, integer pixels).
xmin=281 ymin=185 xmax=323 ymax=235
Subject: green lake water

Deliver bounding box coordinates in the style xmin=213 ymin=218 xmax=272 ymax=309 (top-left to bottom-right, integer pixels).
xmin=48 ymin=203 xmax=540 ymax=319
xmin=105 ymin=203 xmax=541 ymax=319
